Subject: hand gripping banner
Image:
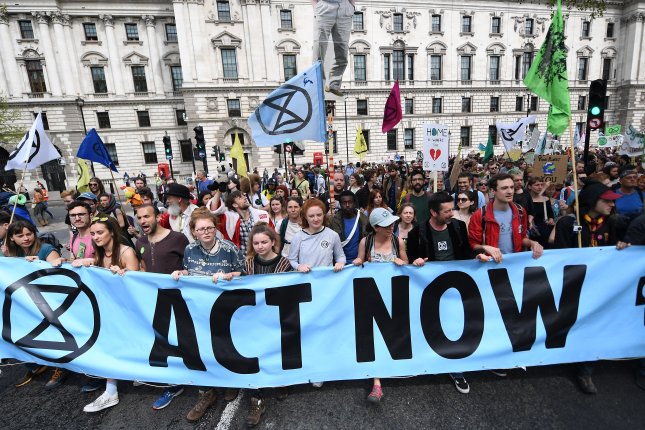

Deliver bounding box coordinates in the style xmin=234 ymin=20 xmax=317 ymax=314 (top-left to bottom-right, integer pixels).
xmin=0 ymin=248 xmax=643 ymax=388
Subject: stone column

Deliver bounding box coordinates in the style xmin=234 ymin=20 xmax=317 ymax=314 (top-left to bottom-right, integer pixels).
xmin=186 ymin=0 xmax=212 ymax=83
xmin=50 ymin=11 xmax=75 ymax=95
xmin=142 ymin=15 xmax=165 ymax=95
xmin=32 ymin=11 xmax=62 ymax=96
xmin=637 ymin=14 xmax=645 ymax=81
xmin=172 ymin=0 xmax=196 ymax=83
xmin=62 ymin=15 xmax=82 ymax=95
xmin=0 ymin=10 xmax=23 ymax=96
xmin=240 ymin=1 xmax=255 ymax=82
xmin=629 ymin=13 xmax=644 ymax=80
xmin=259 ymin=0 xmax=274 ymax=82
xmin=100 ymin=14 xmax=125 ymax=96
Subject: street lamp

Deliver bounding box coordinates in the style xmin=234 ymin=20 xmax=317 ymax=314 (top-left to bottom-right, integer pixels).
xmin=75 ymin=96 xmax=95 ymax=176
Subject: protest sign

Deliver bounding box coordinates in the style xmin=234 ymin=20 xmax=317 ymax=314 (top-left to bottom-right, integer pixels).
xmin=422 ymin=124 xmax=449 ymax=172
xmin=532 ymin=155 xmax=568 ymax=184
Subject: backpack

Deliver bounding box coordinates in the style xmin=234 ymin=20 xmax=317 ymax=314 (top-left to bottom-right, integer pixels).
xmin=479 ymin=202 xmax=524 ymax=246
xmin=363 ymin=232 xmax=400 ymax=261
xmin=38 ymin=232 xmax=63 ymax=253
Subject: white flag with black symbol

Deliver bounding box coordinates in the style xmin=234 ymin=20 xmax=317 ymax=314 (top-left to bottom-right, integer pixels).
xmin=496 ymin=115 xmax=536 ymax=153
xmin=5 ymin=113 xmax=60 ymax=171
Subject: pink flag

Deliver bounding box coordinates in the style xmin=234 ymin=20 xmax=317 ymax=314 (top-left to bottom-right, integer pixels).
xmin=381 ymin=81 xmax=402 ymax=133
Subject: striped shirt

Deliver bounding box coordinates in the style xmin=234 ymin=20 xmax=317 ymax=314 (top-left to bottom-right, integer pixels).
xmin=245 ymin=254 xmax=293 ymax=275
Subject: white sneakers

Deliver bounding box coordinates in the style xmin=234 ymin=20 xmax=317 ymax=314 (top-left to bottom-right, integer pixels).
xmin=83 ymin=391 xmax=119 ymax=413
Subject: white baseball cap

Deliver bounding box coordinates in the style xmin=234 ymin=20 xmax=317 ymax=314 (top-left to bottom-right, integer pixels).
xmin=369 ymin=207 xmax=399 ymax=228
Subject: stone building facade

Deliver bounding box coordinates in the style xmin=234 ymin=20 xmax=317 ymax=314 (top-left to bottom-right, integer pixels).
xmin=0 ymin=0 xmax=644 ymax=186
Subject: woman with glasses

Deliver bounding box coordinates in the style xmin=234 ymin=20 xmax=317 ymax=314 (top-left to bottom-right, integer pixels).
xmin=352 ymin=208 xmax=408 ymax=403
xmin=452 ymin=190 xmax=477 ymax=229
xmin=71 ymin=216 xmax=140 ymax=413
xmin=170 ymin=207 xmax=244 ymax=423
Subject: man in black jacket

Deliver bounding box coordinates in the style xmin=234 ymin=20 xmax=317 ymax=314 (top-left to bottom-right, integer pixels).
xmin=406 ymin=192 xmax=478 ymax=394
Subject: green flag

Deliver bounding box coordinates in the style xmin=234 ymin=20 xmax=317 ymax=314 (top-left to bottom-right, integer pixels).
xmin=483 ymin=134 xmax=494 ymax=163
xmin=523 ymin=0 xmax=570 ymax=136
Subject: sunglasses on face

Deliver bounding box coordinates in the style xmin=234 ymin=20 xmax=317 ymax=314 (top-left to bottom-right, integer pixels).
xmin=89 ymin=183 xmax=99 ymax=187
xmin=457 ymin=198 xmax=470 ymax=202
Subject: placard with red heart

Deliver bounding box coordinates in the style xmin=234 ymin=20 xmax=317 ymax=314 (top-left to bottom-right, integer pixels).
xmin=422 ymin=123 xmax=450 ymax=172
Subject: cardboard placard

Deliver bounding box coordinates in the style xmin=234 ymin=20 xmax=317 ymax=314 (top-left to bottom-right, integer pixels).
xmin=532 ymin=155 xmax=568 ymax=185
xmin=422 ymin=123 xmax=449 ymax=172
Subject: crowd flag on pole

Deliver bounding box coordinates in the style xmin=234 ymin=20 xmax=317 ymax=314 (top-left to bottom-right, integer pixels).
xmin=76 ymin=158 xmax=91 ymax=193
xmin=248 ymin=62 xmax=326 ymax=147
xmin=483 ymin=133 xmax=494 ymax=163
xmin=523 ymin=0 xmax=571 ymax=136
xmin=230 ymin=133 xmax=248 ymax=178
xmin=354 ymin=127 xmax=368 ymax=160
xmin=77 ymin=128 xmax=118 ymax=172
xmin=5 ymin=113 xmax=60 ymax=171
xmin=382 ymin=81 xmax=402 ymax=133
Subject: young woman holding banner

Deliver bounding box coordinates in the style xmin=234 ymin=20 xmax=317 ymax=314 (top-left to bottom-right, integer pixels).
xmin=71 ymin=216 xmax=140 ymax=412
xmin=352 ymin=208 xmax=408 ymax=403
xmin=170 ymin=207 xmax=245 ymax=423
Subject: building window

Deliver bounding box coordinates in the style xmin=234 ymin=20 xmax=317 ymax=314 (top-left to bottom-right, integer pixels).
xmin=91 ymin=67 xmax=107 ymax=93
xmin=26 ymin=60 xmax=46 ymax=93
xmin=105 ymin=143 xmax=119 ymax=165
xmin=489 ymin=125 xmax=498 ymax=145
xmin=605 ymin=96 xmax=610 ymax=109
xmin=137 ymin=111 xmax=151 ymax=127
xmin=280 ymin=10 xmax=293 ymax=29
xmin=582 ymin=21 xmax=591 ymax=38
xmin=404 ymin=128 xmax=414 ymax=149
xmin=357 ymin=99 xmax=368 ymax=115
xmin=460 ymin=56 xmax=471 ymax=81
xmin=431 ymin=15 xmax=441 ymax=32
xmin=34 ymin=112 xmax=49 ymax=130
xmin=460 ymin=126 xmax=471 ymax=147
xmin=141 ymin=141 xmax=158 ymax=164
xmin=530 ymin=96 xmax=538 ymax=111
xmin=176 ymin=109 xmax=187 ymax=126
xmin=516 ymin=96 xmax=524 ymax=111
xmin=131 ymin=66 xmax=148 ymax=93
xmin=491 ymin=17 xmax=501 ymax=34
xmin=221 ymin=48 xmax=238 ymax=78
xmin=354 ymin=55 xmax=366 ymax=81
xmin=462 ymin=16 xmax=472 ymax=33
xmin=489 ymin=56 xmax=500 ymax=81
xmin=180 ymin=139 xmax=193 ymax=162
xmin=125 ymin=23 xmax=139 ymax=41
xmin=578 ymin=57 xmax=589 ymax=80
xmin=393 ymin=13 xmax=403 ymax=32
xmin=83 ymin=23 xmax=98 ymax=41
xmin=217 ymin=1 xmax=231 ymax=21
xmin=462 ymin=97 xmax=471 ymax=113
xmin=430 ymin=55 xmax=442 ymax=80
xmin=387 ymin=129 xmax=397 ymax=150
xmin=383 ymin=53 xmax=391 ymax=81
xmin=407 ymin=54 xmax=414 ymax=80
xmin=170 ymin=66 xmax=183 ymax=91
xmin=96 ymin=112 xmax=111 ymax=129
xmin=325 ymin=131 xmax=338 ymax=154
xmin=525 ymin=18 xmax=534 ymax=35
xmin=404 ymin=98 xmax=414 ymax=114
xmin=353 ymin=12 xmax=364 ymax=31
xmin=165 ymin=24 xmax=177 ymax=42
xmin=283 ymin=54 xmax=297 ymax=81
xmin=522 ymin=52 xmax=533 ymax=79
xmin=578 ymin=95 xmax=587 ymax=111
xmin=575 ymin=122 xmax=585 ymax=137
xmin=606 ymin=22 xmax=615 ymax=38
xmin=393 ymin=50 xmax=404 ymax=81
xmin=602 ymin=58 xmax=612 ymax=80
xmin=432 ymin=98 xmax=442 ymax=114
xmin=490 ymin=96 xmax=500 ymax=112
xmin=19 ymin=20 xmax=34 ymax=39
xmin=363 ymin=129 xmax=370 ymax=150
xmin=227 ymin=99 xmax=241 ymax=117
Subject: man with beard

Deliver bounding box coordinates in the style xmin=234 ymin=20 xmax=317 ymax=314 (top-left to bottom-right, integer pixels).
xmin=383 ymin=165 xmax=403 ymax=212
xmin=318 ymin=171 xmax=346 ymax=213
xmin=68 ymin=201 xmax=95 ymax=261
xmin=402 ymin=169 xmax=431 ymax=226
xmin=161 ymin=183 xmax=198 ymax=242
xmin=135 ymin=203 xmax=189 ymax=409
xmin=330 ymin=191 xmax=368 ymax=261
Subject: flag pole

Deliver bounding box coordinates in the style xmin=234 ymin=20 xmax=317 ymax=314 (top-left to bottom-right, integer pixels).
xmin=8 ymin=160 xmax=29 ymax=225
xmin=109 ymin=170 xmax=130 ymax=228
xmin=568 ymin=122 xmax=582 ymax=249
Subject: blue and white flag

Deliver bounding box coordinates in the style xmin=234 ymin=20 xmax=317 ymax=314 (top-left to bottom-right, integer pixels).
xmin=248 ymin=62 xmax=326 ymax=147
xmin=77 ymin=128 xmax=118 ymax=172
xmin=496 ymin=115 xmax=536 ymax=153
xmin=5 ymin=113 xmax=60 ymax=171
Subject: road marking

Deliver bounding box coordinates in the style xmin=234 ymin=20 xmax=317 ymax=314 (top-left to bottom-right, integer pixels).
xmin=215 ymin=389 xmax=244 ymax=430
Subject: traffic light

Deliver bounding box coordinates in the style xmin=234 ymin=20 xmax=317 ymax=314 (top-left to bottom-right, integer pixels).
xmin=218 ymin=146 xmax=225 ymax=161
xmin=163 ymin=135 xmax=173 ymax=160
xmin=211 ymin=146 xmax=218 ymax=158
xmin=587 ymin=79 xmax=607 ymax=131
xmin=194 ymin=126 xmax=206 ymax=160
xmin=274 ymin=144 xmax=282 ymax=154
xmin=292 ymin=142 xmax=305 ymax=156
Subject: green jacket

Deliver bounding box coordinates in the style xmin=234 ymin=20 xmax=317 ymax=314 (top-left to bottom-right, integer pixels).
xmin=329 ymin=210 xmax=369 ymax=243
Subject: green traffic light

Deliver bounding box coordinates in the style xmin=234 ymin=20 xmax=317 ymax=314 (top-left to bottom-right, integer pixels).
xmin=590 ymin=106 xmax=601 ymax=115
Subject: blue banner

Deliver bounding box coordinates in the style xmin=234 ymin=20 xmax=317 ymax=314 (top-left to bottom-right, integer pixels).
xmin=0 ymin=247 xmax=643 ymax=388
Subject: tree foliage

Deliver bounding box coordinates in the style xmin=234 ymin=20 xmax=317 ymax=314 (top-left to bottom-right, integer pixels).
xmin=0 ymin=97 xmax=26 ymax=145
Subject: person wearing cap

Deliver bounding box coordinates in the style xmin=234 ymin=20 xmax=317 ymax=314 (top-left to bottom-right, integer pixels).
xmin=262 ymin=178 xmax=277 ymax=201
xmin=162 ymin=183 xmax=198 ymax=243
xmin=352 ymin=206 xmax=408 ymax=403
xmin=406 ymin=191 xmax=477 ymax=395
xmin=553 ymin=180 xmax=625 ymax=394
xmin=614 ymin=169 xmax=643 ymax=221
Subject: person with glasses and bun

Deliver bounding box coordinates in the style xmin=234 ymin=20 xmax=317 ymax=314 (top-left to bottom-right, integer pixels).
xmin=170 ymin=207 xmax=245 ymax=423
xmin=71 ymin=216 xmax=140 ymax=413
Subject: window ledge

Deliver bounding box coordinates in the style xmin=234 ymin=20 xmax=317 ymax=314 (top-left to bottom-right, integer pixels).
xmin=123 ymin=40 xmax=144 ymax=46
xmin=429 ymin=31 xmax=444 ymax=36
xmin=17 ymin=38 xmax=39 ymax=43
xmin=163 ymin=40 xmax=178 ymax=46
xmin=460 ymin=32 xmax=474 ymax=36
xmin=489 ymin=32 xmax=503 ymax=37
xmin=278 ymin=27 xmax=295 ymax=32
xmin=81 ymin=40 xmax=102 ymax=46
xmin=351 ymin=29 xmax=367 ymax=34
xmin=580 ymin=36 xmax=592 ymax=41
xmin=604 ymin=37 xmax=616 ymax=42
xmin=490 ymin=80 xmax=501 ymax=85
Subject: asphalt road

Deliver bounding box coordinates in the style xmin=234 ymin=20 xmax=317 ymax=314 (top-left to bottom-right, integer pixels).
xmin=1 ymin=204 xmax=644 ymax=429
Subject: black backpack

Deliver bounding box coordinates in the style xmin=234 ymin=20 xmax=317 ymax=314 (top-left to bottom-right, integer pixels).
xmin=38 ymin=232 xmax=63 ymax=253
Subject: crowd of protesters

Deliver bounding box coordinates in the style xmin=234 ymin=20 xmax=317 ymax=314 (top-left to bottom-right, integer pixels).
xmin=0 ymin=146 xmax=644 ymax=427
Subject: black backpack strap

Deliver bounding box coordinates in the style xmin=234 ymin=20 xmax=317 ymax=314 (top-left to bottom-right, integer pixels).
xmin=364 ymin=233 xmax=374 ymax=261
